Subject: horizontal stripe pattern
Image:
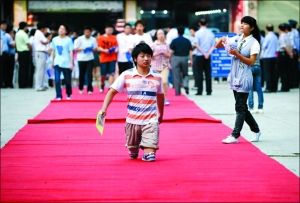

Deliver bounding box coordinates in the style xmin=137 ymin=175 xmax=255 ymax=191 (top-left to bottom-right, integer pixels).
xmin=127 ymin=112 xmax=157 ymax=121
xmin=128 ymin=98 xmax=156 ymax=105
xmin=127 ymin=105 xmax=156 ymax=112
xmin=127 ymin=91 xmax=157 ymax=96
xmin=112 ymin=68 xmax=162 ymax=125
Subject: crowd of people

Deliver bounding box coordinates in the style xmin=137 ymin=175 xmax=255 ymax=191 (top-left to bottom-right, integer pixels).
xmin=1 ymin=16 xmax=299 ymax=160
xmin=0 ymin=18 xmax=299 ymax=106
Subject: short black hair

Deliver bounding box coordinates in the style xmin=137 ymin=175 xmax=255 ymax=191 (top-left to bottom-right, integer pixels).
xmin=124 ymin=23 xmax=132 ymax=28
xmin=83 ymin=26 xmax=92 ymax=31
xmin=285 ymin=23 xmax=291 ymax=31
xmin=177 ymin=26 xmax=185 ymax=35
xmin=266 ymin=24 xmax=274 ymax=31
xmin=288 ymin=19 xmax=297 ymax=28
xmin=278 ymin=23 xmax=286 ymax=31
xmin=131 ymin=42 xmax=153 ymax=66
xmin=37 ymin=22 xmax=47 ymax=30
xmin=199 ymin=18 xmax=207 ymax=26
xmin=19 ymin=21 xmax=27 ymax=30
xmin=29 ymin=28 xmax=36 ymax=37
xmin=189 ymin=25 xmax=198 ymax=31
xmin=135 ymin=20 xmax=144 ymax=27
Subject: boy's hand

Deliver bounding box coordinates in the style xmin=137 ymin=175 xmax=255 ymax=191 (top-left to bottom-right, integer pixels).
xmin=98 ymin=110 xmax=106 ymax=117
xmin=158 ymin=115 xmax=163 ymax=124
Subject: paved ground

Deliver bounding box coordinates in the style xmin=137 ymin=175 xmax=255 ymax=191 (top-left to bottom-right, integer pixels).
xmin=1 ymin=81 xmax=299 ymax=176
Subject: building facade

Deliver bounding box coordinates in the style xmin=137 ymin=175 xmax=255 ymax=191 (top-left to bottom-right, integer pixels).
xmin=1 ymin=0 xmax=299 ymax=33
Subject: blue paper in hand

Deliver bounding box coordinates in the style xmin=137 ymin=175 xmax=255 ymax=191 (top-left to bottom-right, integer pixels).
xmin=56 ymin=45 xmax=63 ymax=55
xmin=108 ymin=47 xmax=116 ymax=54
xmin=125 ymin=51 xmax=132 ymax=61
xmin=84 ymin=46 xmax=93 ymax=53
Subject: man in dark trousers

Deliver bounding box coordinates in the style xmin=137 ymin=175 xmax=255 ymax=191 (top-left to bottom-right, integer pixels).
xmin=15 ymin=22 xmax=32 ymax=88
xmin=194 ymin=18 xmax=215 ymax=96
xmin=170 ymin=26 xmax=192 ymax=96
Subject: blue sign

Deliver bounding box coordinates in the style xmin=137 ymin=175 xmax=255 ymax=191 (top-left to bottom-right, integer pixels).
xmin=211 ymin=32 xmax=236 ymax=77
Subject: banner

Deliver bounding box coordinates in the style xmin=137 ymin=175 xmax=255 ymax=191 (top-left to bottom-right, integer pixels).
xmin=211 ymin=32 xmax=236 ymax=77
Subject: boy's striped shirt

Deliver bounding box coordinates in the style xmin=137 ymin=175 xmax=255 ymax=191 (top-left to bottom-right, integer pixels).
xmin=111 ymin=68 xmax=163 ymax=125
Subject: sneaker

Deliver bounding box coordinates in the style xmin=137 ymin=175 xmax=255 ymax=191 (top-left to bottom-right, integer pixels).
xmin=222 ymin=135 xmax=239 ymax=144
xmin=164 ymin=100 xmax=170 ymax=106
xmin=79 ymin=90 xmax=83 ymax=95
xmin=66 ymin=96 xmax=71 ymax=100
xmin=36 ymin=87 xmax=46 ymax=91
xmin=88 ymin=91 xmax=93 ymax=95
xmin=56 ymin=97 xmax=62 ymax=101
xmin=99 ymin=88 xmax=104 ymax=93
xmin=142 ymin=152 xmax=156 ymax=162
xmin=257 ymin=109 xmax=264 ymax=114
xmin=251 ymin=132 xmax=261 ymax=142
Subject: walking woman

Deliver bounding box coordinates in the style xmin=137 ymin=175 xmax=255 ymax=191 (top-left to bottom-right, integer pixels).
xmin=215 ymin=16 xmax=262 ymax=143
xmin=151 ymin=29 xmax=171 ymax=105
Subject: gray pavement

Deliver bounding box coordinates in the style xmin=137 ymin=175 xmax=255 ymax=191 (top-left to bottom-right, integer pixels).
xmin=1 ymin=82 xmax=299 ymax=176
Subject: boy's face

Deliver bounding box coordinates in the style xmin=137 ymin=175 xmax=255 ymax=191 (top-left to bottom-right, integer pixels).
xmin=136 ymin=52 xmax=152 ymax=68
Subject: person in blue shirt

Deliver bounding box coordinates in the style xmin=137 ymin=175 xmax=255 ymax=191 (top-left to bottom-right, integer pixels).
xmin=288 ymin=19 xmax=299 ymax=88
xmin=6 ymin=26 xmax=16 ymax=88
xmin=51 ymin=24 xmax=74 ymax=100
xmin=260 ymin=24 xmax=279 ymax=92
xmin=0 ymin=21 xmax=10 ymax=88
xmin=194 ymin=18 xmax=215 ymax=96
xmin=170 ymin=26 xmax=192 ymax=96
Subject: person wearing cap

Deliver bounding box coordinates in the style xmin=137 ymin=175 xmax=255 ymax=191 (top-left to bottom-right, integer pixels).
xmin=260 ymin=24 xmax=279 ymax=92
xmin=194 ymin=18 xmax=215 ymax=96
xmin=288 ymin=19 xmax=299 ymax=88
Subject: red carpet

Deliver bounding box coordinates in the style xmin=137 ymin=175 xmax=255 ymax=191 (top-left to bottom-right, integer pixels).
xmin=28 ymin=100 xmax=221 ymax=124
xmin=1 ymin=89 xmax=299 ymax=202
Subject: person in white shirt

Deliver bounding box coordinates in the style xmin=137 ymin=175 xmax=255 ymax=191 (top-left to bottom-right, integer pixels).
xmin=260 ymin=24 xmax=279 ymax=92
xmin=116 ymin=23 xmax=134 ymax=75
xmin=277 ymin=23 xmax=293 ymax=92
xmin=166 ymin=28 xmax=178 ymax=46
xmin=288 ymin=19 xmax=299 ymax=88
xmin=74 ymin=26 xmax=97 ymax=94
xmin=132 ymin=20 xmax=153 ymax=47
xmin=189 ymin=26 xmax=199 ymax=89
xmin=33 ymin=23 xmax=49 ymax=91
